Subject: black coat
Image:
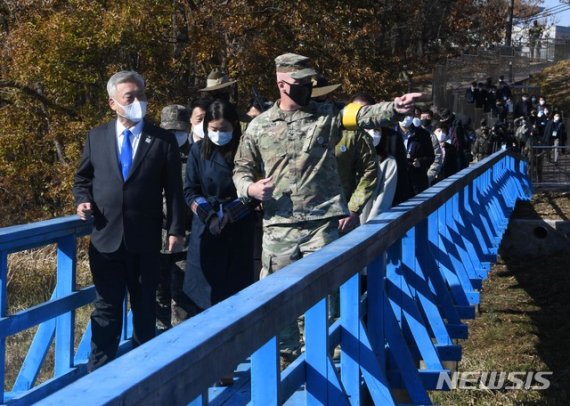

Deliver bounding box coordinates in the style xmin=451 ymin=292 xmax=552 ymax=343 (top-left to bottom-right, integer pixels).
xmin=465 ymin=87 xmax=478 ymax=104
xmin=543 ymin=120 xmax=567 ymax=146
xmin=514 ymin=100 xmax=532 ymax=118
xmin=436 ymin=143 xmax=460 ymax=183
xmin=377 ymin=127 xmax=412 ymax=206
xmin=184 ymin=141 xmax=254 ymax=305
xmin=398 ymin=126 xmax=435 ymax=196
xmin=73 ymin=119 xmax=185 ymax=254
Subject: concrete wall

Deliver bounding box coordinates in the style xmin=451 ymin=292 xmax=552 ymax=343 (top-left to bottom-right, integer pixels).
xmin=501 ymin=219 xmax=570 ymax=257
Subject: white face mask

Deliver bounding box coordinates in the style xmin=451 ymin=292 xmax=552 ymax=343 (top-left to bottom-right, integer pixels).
xmin=539 ymin=100 xmax=545 ymax=106
xmin=365 ymin=128 xmax=382 ymax=147
xmin=412 ymin=117 xmax=421 ymax=128
xmin=174 ymin=131 xmax=189 ymax=147
xmin=208 ymin=130 xmax=233 ymax=146
xmin=114 ymin=99 xmax=147 ymax=123
xmin=193 ymin=122 xmax=205 ymax=139
xmin=435 ymin=129 xmax=447 ymax=143
xmin=553 ymin=116 xmax=560 ymax=122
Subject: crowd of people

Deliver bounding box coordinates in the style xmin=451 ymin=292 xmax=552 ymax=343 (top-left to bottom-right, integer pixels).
xmin=465 ymin=77 xmax=567 ymax=168
xmin=73 ymin=53 xmax=565 ymax=382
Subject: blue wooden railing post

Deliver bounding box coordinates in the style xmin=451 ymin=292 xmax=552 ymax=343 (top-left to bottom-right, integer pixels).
xmin=188 ymin=392 xmax=208 ymax=406
xmin=367 ymin=254 xmax=385 ymax=357
xmin=55 ymin=236 xmax=76 ymax=376
xmin=425 ymin=211 xmax=467 ymax=338
xmin=414 ymin=218 xmax=458 ymax=358
xmin=1 ymin=151 xmax=533 ymax=405
xmin=363 ymin=253 xmax=395 ymax=405
xmin=305 ymin=298 xmax=346 ymax=405
xmin=251 ymin=337 xmax=280 ymax=405
xmin=340 ymin=273 xmax=360 ymax=404
xmin=1 ymin=251 xmax=7 ymax=404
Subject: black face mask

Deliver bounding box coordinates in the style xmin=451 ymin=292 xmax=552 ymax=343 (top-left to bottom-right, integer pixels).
xmin=284 ymin=81 xmax=312 ymax=107
xmin=421 ymin=119 xmax=432 ymax=128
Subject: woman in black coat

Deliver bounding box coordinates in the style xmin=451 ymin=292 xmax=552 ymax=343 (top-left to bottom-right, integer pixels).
xmin=183 ymin=100 xmax=255 ymax=307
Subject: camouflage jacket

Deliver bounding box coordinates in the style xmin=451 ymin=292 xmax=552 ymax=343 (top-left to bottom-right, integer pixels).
xmin=233 ymin=100 xmax=395 ymax=226
xmin=335 ymin=130 xmax=378 ymax=214
xmin=472 ymin=128 xmax=492 ymax=159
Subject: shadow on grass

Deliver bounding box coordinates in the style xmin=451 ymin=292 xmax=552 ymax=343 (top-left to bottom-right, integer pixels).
xmin=499 ymin=199 xmax=570 ymax=405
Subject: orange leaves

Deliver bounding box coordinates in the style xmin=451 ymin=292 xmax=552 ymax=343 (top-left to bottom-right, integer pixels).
xmin=0 ymin=0 xmax=540 ymax=225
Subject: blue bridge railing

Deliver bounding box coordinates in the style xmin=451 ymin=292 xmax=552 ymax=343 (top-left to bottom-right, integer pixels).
xmin=1 ymin=150 xmax=531 ymax=405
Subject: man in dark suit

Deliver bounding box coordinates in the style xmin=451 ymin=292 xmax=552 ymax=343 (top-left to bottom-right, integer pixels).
xmin=395 ymin=116 xmax=435 ymax=196
xmin=73 ymin=71 xmax=185 ymax=371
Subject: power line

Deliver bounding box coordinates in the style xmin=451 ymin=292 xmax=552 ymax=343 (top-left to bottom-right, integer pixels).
xmin=516 ymin=4 xmax=570 ymax=21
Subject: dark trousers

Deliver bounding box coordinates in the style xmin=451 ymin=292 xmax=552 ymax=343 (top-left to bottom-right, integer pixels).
xmin=156 ymin=253 xmax=199 ymax=330
xmin=88 ymin=242 xmax=160 ymax=370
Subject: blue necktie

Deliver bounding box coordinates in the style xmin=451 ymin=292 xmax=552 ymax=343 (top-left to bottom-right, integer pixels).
xmin=120 ymin=129 xmax=133 ymax=181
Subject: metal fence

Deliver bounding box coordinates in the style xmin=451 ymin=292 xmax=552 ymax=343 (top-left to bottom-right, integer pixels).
xmin=528 ymin=146 xmax=570 ymax=191
xmin=513 ymin=38 xmax=570 ymax=63
xmin=0 ymin=150 xmax=532 ymax=405
xmin=432 ymin=39 xmax=570 ymax=116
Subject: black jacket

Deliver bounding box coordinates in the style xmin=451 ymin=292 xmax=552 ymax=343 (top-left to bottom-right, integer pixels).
xmin=73 ymin=120 xmax=185 ymax=253
xmin=543 ymin=120 xmax=567 ymax=146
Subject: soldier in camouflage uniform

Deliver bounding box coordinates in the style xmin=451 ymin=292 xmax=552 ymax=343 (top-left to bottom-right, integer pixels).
xmin=472 ymin=119 xmax=493 ymax=162
xmin=335 ymin=128 xmax=378 ymax=230
xmin=311 ymin=77 xmax=378 ymax=232
xmin=156 ymin=105 xmax=198 ymax=332
xmin=232 ymin=52 xmax=421 ymax=358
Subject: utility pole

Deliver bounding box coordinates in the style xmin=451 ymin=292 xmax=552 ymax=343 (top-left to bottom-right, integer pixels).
xmin=506 ymin=0 xmax=515 ymax=46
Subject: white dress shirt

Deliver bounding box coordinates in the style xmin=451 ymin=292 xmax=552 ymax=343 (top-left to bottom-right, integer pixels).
xmin=116 ymin=120 xmax=144 ymax=160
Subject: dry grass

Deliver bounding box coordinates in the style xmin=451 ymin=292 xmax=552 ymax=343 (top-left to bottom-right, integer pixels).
xmin=4 ymin=190 xmax=570 ymax=402
xmin=512 ymin=191 xmax=570 ymax=221
xmin=534 ymin=60 xmax=570 ymax=114
xmin=431 ymin=192 xmax=570 ymax=405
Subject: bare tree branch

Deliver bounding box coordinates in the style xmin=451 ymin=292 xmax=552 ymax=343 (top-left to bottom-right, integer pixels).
xmin=0 ymin=81 xmax=78 ymax=118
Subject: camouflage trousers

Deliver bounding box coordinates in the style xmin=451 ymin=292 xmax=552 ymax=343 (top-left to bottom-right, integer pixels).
xmin=261 ymin=218 xmax=339 ymax=354
xmin=156 ymin=253 xmax=200 ymax=331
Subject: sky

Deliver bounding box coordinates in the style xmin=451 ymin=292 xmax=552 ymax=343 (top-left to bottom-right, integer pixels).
xmin=541 ymin=0 xmax=570 ymax=27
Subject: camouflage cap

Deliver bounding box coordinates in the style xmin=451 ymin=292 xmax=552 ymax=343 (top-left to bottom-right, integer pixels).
xmin=160 ymin=104 xmax=190 ymax=131
xmin=275 ymin=53 xmax=317 ymax=80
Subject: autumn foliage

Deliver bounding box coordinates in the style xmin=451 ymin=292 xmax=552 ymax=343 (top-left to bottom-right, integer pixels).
xmin=0 ymin=0 xmax=515 ymax=226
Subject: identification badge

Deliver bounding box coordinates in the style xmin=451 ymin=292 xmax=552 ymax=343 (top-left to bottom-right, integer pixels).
xmin=552 ymin=131 xmax=558 ymax=137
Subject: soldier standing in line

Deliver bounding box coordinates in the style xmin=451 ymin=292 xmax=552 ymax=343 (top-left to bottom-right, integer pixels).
xmin=156 ymin=105 xmax=199 ymax=332
xmin=472 ymin=119 xmax=493 ymax=162
xmin=310 ymin=77 xmax=379 ymax=233
xmin=529 ymin=20 xmax=543 ymax=60
xmin=232 ymin=52 xmax=421 ymax=363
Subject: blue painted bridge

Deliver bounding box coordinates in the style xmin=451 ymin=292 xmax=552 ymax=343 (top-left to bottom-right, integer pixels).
xmin=0 ymin=150 xmax=532 ymax=405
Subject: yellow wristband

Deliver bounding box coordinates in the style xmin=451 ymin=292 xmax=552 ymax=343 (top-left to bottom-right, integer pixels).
xmin=342 ymin=102 xmax=362 ymax=130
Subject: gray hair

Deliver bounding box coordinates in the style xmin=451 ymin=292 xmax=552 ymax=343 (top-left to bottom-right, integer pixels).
xmin=106 ymin=71 xmax=145 ymax=98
